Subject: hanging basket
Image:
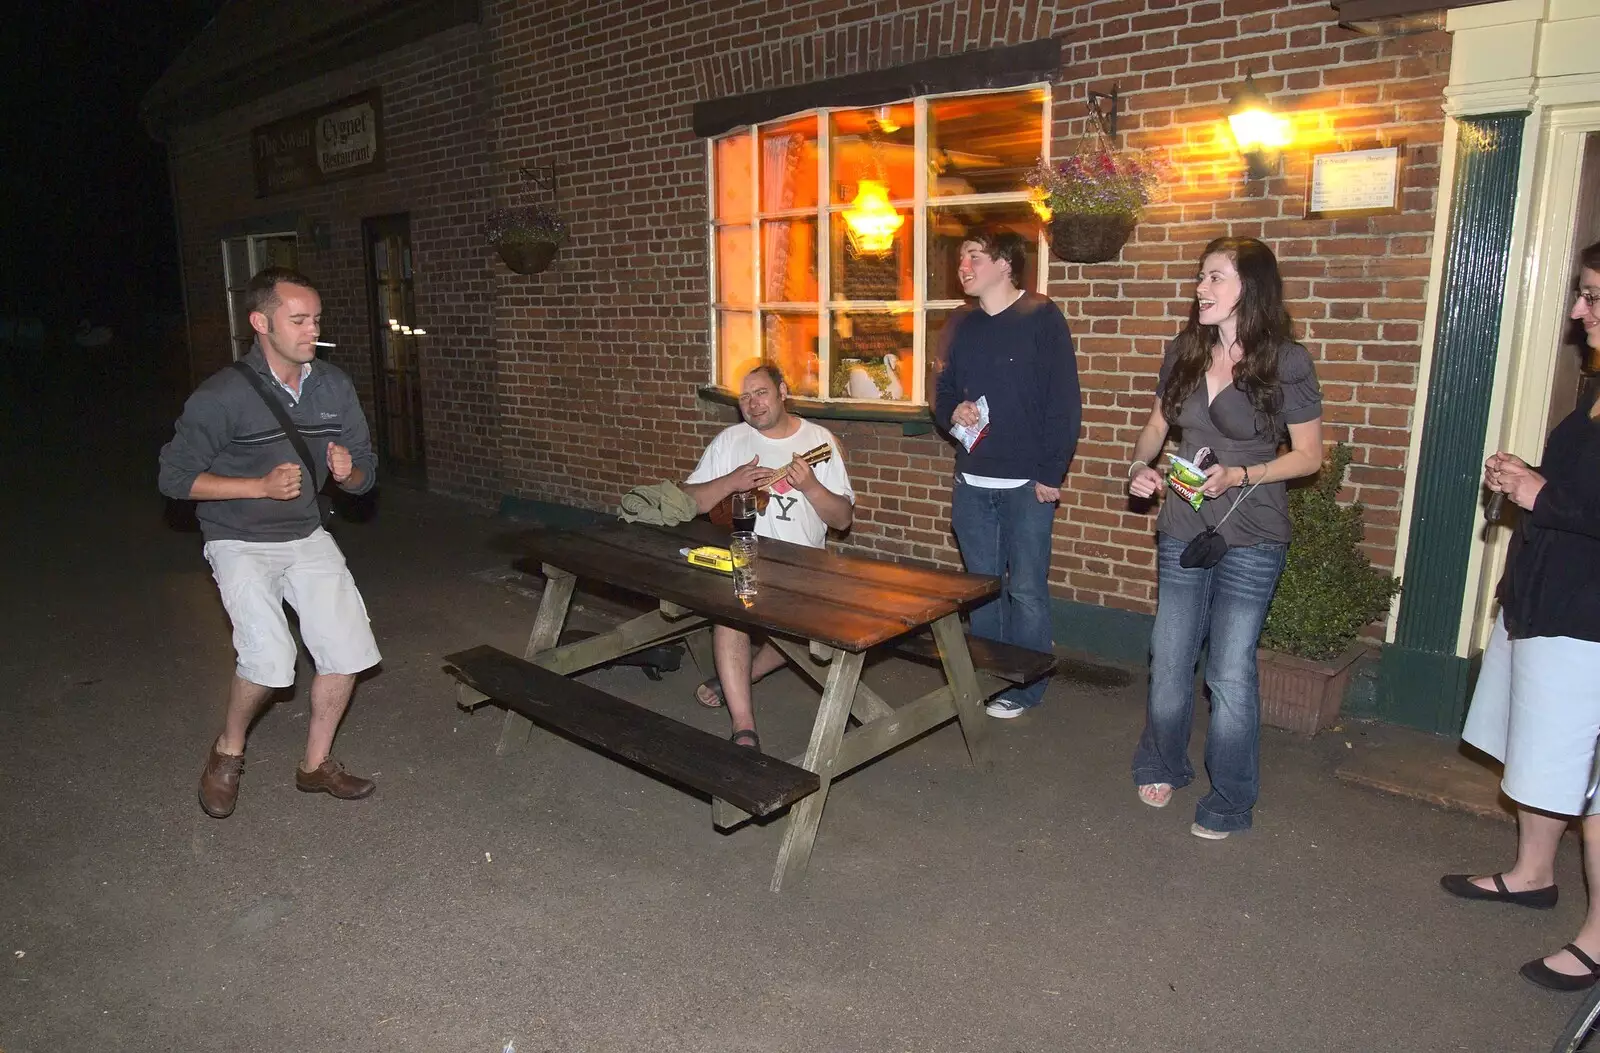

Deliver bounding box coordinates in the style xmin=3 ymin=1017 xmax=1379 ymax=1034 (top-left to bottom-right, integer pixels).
xmin=1048 ymin=213 xmax=1137 ymax=264
xmin=496 ymin=240 xmax=559 ymax=274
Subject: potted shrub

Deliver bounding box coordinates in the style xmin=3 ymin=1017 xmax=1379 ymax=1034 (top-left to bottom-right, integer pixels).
xmin=483 ymin=204 xmax=568 ymax=274
xmin=1257 ymin=443 xmax=1403 ymax=734
xmin=1025 ymin=148 xmax=1165 ymax=264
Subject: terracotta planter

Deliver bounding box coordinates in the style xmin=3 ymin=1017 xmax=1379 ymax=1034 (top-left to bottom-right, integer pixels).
xmin=1257 ymin=643 xmax=1366 ymax=735
xmin=496 ymin=240 xmax=558 ymax=274
xmin=1048 ymin=213 xmax=1136 ymax=264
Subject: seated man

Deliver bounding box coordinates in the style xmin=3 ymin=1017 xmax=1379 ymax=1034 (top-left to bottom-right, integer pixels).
xmin=682 ymin=363 xmax=854 ymax=750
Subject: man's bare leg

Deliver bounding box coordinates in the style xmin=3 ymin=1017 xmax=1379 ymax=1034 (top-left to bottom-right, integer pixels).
xmin=200 ymin=674 xmax=273 ymax=817
xmin=751 ymin=641 xmax=786 ymax=681
xmin=714 ymin=624 xmax=756 ymax=735
xmin=713 ymin=625 xmax=788 ymax=731
xmin=301 ymin=672 xmax=356 ymax=771
xmin=217 ymin=674 xmax=274 ymax=755
xmin=701 ymin=626 xmax=786 ymax=708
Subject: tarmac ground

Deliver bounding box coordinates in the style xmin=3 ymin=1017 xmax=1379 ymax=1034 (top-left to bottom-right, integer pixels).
xmin=1 ymin=355 xmax=1591 ymax=1053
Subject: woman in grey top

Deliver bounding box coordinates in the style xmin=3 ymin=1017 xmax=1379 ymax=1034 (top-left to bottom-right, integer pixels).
xmin=1126 ymin=237 xmax=1324 ymax=839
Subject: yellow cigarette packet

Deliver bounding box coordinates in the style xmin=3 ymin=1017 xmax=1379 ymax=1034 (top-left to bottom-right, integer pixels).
xmin=685 ymin=546 xmax=734 ymax=573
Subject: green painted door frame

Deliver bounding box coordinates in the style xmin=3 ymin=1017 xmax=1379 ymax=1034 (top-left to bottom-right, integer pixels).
xmin=1377 ymin=111 xmax=1528 ymax=734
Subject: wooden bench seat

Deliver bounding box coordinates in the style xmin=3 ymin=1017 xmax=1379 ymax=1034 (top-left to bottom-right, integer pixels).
xmin=889 ymin=632 xmax=1057 ymax=686
xmin=443 ymin=644 xmax=819 ymax=817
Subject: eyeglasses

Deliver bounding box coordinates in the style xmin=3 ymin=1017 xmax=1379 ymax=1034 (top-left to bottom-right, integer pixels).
xmin=1577 ymin=290 xmax=1600 ymax=307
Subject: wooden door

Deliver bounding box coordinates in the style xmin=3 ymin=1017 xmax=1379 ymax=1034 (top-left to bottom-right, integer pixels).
xmin=362 ymin=214 xmax=425 ymax=485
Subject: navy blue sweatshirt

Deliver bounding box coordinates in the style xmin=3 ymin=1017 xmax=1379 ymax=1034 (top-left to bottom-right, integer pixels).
xmin=933 ymin=292 xmax=1081 ymax=485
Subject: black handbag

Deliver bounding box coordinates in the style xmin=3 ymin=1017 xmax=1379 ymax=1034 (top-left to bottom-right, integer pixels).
xmin=231 ymin=360 xmax=335 ymax=525
xmin=1178 ymin=479 xmax=1261 ymax=569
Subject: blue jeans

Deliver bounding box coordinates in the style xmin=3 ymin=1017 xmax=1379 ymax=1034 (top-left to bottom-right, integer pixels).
xmin=950 ymin=478 xmax=1057 ymax=708
xmin=1131 ymin=533 xmax=1287 ymax=832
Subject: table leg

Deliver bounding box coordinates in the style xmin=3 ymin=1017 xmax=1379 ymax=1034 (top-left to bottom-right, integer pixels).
xmin=931 ymin=612 xmax=993 ymax=772
xmin=771 ymin=647 xmax=864 ymax=892
xmin=683 ymin=627 xmax=716 ymax=679
xmin=769 ymin=636 xmax=892 ymax=723
xmin=497 ymin=566 xmax=576 ymax=755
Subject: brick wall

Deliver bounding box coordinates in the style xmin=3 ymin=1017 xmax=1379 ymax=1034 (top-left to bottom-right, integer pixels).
xmin=165 ymin=22 xmax=502 ymax=504
xmin=486 ymin=0 xmax=1447 ymax=619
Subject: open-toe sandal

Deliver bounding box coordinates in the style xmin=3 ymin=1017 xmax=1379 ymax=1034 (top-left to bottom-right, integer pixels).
xmin=1137 ymin=782 xmax=1173 ymax=809
xmin=729 ymin=728 xmax=761 ymax=751
xmin=695 ymin=677 xmax=725 ymax=709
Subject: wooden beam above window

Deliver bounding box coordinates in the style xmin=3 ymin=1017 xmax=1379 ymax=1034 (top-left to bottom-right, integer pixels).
xmin=1328 ymin=0 xmax=1498 ymax=23
xmin=692 ymin=37 xmax=1062 ymax=140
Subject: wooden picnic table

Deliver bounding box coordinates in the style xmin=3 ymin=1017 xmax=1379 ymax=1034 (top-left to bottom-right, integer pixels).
xmin=453 ymin=519 xmax=1004 ymax=891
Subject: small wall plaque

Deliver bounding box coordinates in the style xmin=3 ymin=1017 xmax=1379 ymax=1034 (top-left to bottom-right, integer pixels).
xmin=1305 ymin=144 xmax=1403 ymax=218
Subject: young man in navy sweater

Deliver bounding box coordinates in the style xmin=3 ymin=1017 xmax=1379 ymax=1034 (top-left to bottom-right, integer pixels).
xmin=934 ymin=228 xmax=1081 ymax=717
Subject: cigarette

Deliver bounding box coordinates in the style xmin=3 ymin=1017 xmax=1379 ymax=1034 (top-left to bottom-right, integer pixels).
xmin=315 ymin=341 xmax=337 ymax=347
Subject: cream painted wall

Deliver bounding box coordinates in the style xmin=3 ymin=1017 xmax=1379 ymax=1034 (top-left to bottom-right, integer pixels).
xmin=1398 ymin=0 xmax=1600 ymax=656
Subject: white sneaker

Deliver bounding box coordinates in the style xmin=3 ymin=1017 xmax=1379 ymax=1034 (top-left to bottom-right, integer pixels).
xmin=985 ymin=697 xmax=1034 ymax=718
xmin=1190 ymin=822 xmax=1229 ymax=840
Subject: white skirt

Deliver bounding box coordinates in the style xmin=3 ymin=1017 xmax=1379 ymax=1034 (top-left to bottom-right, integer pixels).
xmin=1462 ymin=614 xmax=1600 ymax=816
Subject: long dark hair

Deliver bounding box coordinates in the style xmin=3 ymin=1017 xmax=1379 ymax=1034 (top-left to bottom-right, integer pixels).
xmin=1160 ymin=237 xmax=1293 ymax=427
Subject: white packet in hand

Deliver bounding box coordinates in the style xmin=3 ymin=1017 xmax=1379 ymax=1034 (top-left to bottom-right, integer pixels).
xmin=950 ymin=395 xmax=991 ymax=452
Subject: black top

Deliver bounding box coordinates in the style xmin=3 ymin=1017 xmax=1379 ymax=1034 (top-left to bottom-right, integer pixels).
xmin=1153 ymin=341 xmax=1323 ymax=547
xmin=1498 ymin=388 xmax=1600 ymax=643
xmin=933 ymin=292 xmax=1081 ymax=485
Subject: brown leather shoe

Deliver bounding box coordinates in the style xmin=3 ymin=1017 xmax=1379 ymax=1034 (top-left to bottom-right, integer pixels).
xmin=199 ymin=743 xmax=245 ymax=818
xmin=295 ymin=758 xmax=375 ymax=800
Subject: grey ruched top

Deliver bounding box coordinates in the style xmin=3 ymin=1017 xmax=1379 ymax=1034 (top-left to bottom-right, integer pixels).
xmin=1152 ymin=341 xmax=1323 ymax=547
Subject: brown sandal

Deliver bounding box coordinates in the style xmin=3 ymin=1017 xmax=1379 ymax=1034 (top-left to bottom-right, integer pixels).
xmin=695 ymin=677 xmax=725 ymax=708
xmin=730 ymin=728 xmax=761 ymax=751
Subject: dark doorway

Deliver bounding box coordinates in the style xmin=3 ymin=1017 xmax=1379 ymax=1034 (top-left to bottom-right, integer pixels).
xmin=363 ymin=214 xmax=426 ymax=485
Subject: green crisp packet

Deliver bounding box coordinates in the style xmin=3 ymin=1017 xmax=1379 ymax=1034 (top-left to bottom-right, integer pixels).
xmin=1166 ymin=454 xmax=1207 ymax=510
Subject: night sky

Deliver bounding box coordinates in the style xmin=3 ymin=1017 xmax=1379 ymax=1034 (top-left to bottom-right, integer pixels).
xmin=1 ymin=2 xmax=224 ymax=333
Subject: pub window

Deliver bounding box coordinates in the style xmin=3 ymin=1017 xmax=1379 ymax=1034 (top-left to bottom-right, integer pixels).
xmin=707 ymin=86 xmax=1048 ymax=407
xmin=221 ymin=232 xmax=299 ymax=360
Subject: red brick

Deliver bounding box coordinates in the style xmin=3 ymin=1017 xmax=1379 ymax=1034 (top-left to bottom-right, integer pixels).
xmin=161 ymin=0 xmax=1449 ymax=620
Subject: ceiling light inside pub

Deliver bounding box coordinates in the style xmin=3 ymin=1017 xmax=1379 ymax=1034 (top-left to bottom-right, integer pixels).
xmin=843 ymin=179 xmax=903 ymax=257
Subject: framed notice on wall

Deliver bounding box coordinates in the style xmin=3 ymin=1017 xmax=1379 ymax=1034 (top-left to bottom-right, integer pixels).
xmin=1305 ymin=144 xmax=1404 ymax=219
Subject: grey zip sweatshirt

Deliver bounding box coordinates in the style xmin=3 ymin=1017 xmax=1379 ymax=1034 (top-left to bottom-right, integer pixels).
xmin=158 ymin=345 xmax=377 ymax=543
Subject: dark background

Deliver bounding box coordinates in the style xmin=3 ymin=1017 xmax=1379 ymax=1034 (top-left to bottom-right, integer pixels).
xmin=0 ymin=2 xmax=223 ymax=349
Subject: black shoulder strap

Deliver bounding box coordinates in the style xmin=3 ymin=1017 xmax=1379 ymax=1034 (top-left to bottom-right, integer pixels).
xmin=1200 ymin=479 xmax=1262 ymax=532
xmin=231 ymin=359 xmax=320 ymax=485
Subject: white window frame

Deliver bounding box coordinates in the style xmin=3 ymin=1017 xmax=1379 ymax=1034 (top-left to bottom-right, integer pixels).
xmin=221 ymin=232 xmax=299 ymax=360
xmin=706 ymin=84 xmax=1051 ymax=408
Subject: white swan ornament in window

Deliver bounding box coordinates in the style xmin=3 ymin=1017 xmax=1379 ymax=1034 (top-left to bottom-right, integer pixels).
xmin=844 ymin=353 xmax=905 ymax=400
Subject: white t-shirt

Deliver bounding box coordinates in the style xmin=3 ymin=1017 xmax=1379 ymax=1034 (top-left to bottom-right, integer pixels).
xmin=686 ymin=419 xmax=854 ymax=549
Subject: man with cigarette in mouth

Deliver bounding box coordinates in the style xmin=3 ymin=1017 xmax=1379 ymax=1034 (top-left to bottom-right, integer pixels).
xmin=682 ymin=363 xmax=854 ymax=751
xmin=159 ymin=266 xmax=381 ymax=818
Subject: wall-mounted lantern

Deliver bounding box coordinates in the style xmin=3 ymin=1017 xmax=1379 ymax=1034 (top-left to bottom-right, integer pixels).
xmin=1227 ymin=73 xmax=1292 ymax=180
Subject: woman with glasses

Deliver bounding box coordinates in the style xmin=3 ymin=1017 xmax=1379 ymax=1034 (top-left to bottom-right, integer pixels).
xmin=1442 ymin=238 xmax=1600 ymax=991
xmin=1125 ymin=237 xmax=1324 ymax=839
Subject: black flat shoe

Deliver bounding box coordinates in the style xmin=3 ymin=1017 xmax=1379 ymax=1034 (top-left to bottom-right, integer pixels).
xmin=1440 ymin=872 xmax=1558 ymax=909
xmin=1521 ymin=944 xmax=1600 ymax=992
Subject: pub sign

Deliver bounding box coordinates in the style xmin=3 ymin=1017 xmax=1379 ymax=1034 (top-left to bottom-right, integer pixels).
xmin=251 ymin=90 xmax=384 ymax=197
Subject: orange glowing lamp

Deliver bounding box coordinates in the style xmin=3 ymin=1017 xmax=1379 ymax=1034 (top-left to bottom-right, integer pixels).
xmin=843 ymin=179 xmax=904 ymax=256
xmin=1227 ymin=73 xmax=1291 ymax=180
